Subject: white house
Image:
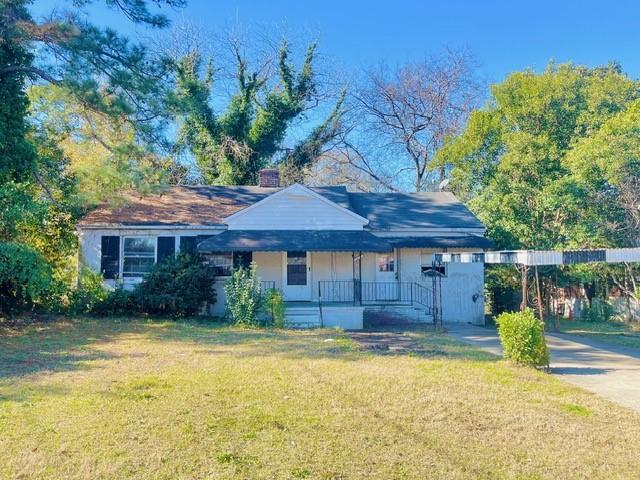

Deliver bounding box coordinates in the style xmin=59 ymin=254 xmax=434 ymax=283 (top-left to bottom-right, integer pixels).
xmin=77 ymin=169 xmax=492 ymax=329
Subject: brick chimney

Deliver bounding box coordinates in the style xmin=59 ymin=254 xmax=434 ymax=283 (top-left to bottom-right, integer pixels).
xmin=258 ymin=168 xmax=280 ymax=188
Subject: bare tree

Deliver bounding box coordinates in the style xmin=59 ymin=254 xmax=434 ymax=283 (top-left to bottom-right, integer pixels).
xmin=350 ymin=49 xmax=481 ymax=191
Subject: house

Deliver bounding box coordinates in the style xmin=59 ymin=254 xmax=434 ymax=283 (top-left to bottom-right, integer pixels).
xmin=77 ymin=169 xmax=492 ymax=329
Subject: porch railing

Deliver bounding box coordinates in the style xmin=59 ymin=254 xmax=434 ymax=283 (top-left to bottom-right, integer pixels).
xmin=260 ymin=280 xmax=276 ymax=292
xmin=317 ymin=280 xmax=435 ymax=316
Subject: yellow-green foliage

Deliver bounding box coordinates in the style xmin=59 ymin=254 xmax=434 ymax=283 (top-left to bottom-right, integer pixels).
xmin=264 ymin=288 xmax=286 ymax=328
xmin=496 ymin=308 xmax=550 ymax=367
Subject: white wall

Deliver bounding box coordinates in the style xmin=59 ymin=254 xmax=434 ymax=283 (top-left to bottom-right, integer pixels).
xmin=78 ymin=227 xmax=225 ymax=289
xmin=80 ymin=228 xmax=487 ymax=325
xmin=400 ymin=248 xmax=485 ymax=324
xmin=226 ymin=185 xmax=367 ymax=230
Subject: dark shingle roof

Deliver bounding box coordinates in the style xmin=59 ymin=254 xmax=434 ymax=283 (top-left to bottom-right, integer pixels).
xmin=384 ymin=235 xmax=494 ymax=249
xmin=79 ymin=185 xmax=484 ymax=231
xmin=198 ymin=230 xmax=392 ymax=253
xmin=347 ymin=192 xmax=484 ymax=230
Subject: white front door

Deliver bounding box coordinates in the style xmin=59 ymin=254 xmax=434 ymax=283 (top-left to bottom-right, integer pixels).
xmin=282 ymin=251 xmax=311 ymax=301
xmin=375 ymin=251 xmax=399 ymax=300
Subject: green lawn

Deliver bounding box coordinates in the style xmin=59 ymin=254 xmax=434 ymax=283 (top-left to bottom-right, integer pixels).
xmin=559 ymin=319 xmax=640 ymax=349
xmin=2 ymin=318 xmax=640 ymax=479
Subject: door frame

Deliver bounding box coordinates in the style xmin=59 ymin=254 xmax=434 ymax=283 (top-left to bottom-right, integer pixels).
xmin=375 ymin=250 xmax=399 ymax=300
xmin=281 ymin=251 xmax=312 ymax=301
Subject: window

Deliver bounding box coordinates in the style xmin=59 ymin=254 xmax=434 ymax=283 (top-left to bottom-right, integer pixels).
xmin=123 ymin=237 xmax=156 ymax=278
xmin=377 ymin=253 xmax=394 ymax=272
xmin=421 ymin=265 xmax=447 ymax=277
xmin=286 ymin=251 xmax=307 ymax=285
xmin=208 ymin=252 xmax=233 ymax=276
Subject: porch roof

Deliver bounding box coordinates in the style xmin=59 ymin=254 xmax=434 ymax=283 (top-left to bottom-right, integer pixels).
xmin=197 ymin=230 xmax=392 ymax=253
xmin=385 ymin=235 xmax=494 ymax=249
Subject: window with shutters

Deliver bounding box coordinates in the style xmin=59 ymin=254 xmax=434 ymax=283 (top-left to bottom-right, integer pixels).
xmin=123 ymin=237 xmax=156 ymax=278
xmin=208 ymin=252 xmax=233 ymax=276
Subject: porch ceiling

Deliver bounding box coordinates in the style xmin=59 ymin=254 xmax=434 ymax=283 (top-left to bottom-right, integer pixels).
xmin=197 ymin=230 xmax=392 ymax=253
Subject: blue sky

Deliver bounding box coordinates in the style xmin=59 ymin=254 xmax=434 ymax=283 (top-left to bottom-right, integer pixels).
xmin=32 ymin=0 xmax=640 ymax=83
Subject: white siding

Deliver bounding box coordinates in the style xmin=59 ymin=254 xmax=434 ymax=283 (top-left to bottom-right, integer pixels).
xmin=226 ymin=186 xmax=366 ymax=230
xmin=78 ymin=227 xmax=225 ymax=288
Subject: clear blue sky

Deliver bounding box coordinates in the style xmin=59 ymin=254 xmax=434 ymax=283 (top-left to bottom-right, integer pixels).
xmin=32 ymin=0 xmax=640 ymax=83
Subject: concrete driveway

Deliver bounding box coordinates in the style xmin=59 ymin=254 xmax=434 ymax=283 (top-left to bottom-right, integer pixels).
xmin=447 ymin=324 xmax=640 ymax=413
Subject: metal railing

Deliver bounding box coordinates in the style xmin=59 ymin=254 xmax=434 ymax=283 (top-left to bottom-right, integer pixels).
xmin=260 ymin=280 xmax=276 ymax=292
xmin=318 ymin=280 xmax=357 ymax=304
xmin=317 ymin=280 xmax=436 ymax=318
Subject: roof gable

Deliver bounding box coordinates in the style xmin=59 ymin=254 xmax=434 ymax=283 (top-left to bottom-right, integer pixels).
xmin=224 ymin=184 xmax=369 ymax=230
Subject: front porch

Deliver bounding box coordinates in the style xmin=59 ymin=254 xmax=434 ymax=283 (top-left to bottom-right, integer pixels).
xmin=198 ymin=232 xmax=441 ymax=329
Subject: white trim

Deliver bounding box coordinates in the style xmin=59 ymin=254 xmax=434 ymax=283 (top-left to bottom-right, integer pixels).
xmin=223 ymin=183 xmax=369 ymax=225
xmin=121 ymin=236 xmax=157 ymax=280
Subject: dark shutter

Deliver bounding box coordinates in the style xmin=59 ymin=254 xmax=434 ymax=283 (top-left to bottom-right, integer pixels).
xmin=180 ymin=236 xmax=197 ymax=255
xmin=157 ymin=236 xmax=176 ymax=263
xmin=233 ymin=251 xmax=252 ymax=269
xmin=100 ymin=236 xmax=120 ymax=279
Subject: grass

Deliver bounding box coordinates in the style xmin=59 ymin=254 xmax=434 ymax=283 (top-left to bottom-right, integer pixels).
xmin=559 ymin=319 xmax=640 ymax=349
xmin=2 ymin=318 xmax=640 ymax=479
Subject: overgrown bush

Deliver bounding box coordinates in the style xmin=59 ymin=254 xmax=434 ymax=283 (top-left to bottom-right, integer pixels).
xmin=67 ymin=268 xmax=108 ymax=314
xmin=496 ymin=309 xmax=550 ymax=368
xmin=224 ymin=263 xmax=262 ymax=326
xmin=135 ymin=254 xmax=216 ymax=316
xmin=264 ymin=288 xmax=286 ymax=328
xmin=0 ymin=242 xmax=53 ymax=314
xmin=581 ymin=299 xmax=616 ymax=323
xmin=93 ymin=284 xmax=136 ymax=316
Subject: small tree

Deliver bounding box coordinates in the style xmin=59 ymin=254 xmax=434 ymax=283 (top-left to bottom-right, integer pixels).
xmin=224 ymin=263 xmax=262 ymax=326
xmin=496 ymin=309 xmax=549 ymax=368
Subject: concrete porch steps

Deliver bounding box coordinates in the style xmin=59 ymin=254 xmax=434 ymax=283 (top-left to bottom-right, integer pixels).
xmin=285 ymin=304 xmax=322 ymax=328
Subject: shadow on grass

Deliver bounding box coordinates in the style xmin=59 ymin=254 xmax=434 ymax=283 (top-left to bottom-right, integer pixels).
xmin=0 ymin=317 xmax=497 ymax=384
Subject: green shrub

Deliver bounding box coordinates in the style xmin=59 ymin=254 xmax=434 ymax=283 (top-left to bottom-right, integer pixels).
xmin=495 ymin=309 xmax=550 ymax=368
xmin=135 ymin=254 xmax=216 ymax=316
xmin=93 ymin=285 xmax=136 ymax=316
xmin=68 ymin=268 xmax=108 ymax=314
xmin=0 ymin=242 xmax=53 ymax=314
xmin=581 ymin=299 xmax=615 ymax=323
xmin=224 ymin=263 xmax=262 ymax=326
xmin=264 ymin=288 xmax=286 ymax=328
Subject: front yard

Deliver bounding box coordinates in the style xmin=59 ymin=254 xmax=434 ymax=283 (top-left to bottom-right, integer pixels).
xmin=2 ymin=318 xmax=640 ymax=479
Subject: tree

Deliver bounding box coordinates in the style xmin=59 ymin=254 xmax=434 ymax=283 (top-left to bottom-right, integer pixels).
xmin=350 ymin=50 xmax=481 ymax=191
xmin=0 ymin=0 xmax=183 ymax=312
xmin=439 ymin=62 xmax=640 ymax=317
xmin=439 ymin=62 xmax=640 ymax=250
xmin=170 ymin=40 xmax=346 ymax=185
xmin=29 ymin=85 xmax=187 ymax=206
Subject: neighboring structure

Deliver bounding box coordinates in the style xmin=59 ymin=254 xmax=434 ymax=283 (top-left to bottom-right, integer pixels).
xmin=77 ymin=170 xmax=492 ymax=328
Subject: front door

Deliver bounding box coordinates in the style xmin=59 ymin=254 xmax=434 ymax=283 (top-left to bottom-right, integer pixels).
xmin=375 ymin=251 xmax=399 ymax=300
xmin=282 ymin=251 xmax=311 ymax=301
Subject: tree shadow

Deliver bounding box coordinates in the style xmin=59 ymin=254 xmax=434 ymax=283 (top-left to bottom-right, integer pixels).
xmin=550 ymin=366 xmax=612 ymax=376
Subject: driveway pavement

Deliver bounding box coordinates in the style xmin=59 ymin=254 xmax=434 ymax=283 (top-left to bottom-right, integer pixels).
xmin=447 ymin=323 xmax=640 ymax=413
